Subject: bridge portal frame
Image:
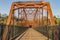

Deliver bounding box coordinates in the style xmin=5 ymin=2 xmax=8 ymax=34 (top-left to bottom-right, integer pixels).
xmin=2 ymin=2 xmax=56 ymax=40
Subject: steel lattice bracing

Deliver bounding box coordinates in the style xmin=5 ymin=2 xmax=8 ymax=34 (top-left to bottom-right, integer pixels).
xmin=2 ymin=2 xmax=56 ymax=40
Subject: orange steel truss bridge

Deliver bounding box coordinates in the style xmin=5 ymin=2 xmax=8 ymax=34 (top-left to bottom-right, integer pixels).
xmin=2 ymin=1 xmax=59 ymax=40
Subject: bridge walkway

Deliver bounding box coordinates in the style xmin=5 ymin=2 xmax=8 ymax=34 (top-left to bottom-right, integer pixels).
xmin=15 ymin=28 xmax=51 ymax=40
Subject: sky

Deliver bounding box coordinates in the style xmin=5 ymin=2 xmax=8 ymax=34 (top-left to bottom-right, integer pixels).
xmin=0 ymin=0 xmax=60 ymax=18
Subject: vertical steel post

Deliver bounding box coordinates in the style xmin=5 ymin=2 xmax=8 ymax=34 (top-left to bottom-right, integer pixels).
xmin=42 ymin=8 xmax=44 ymax=34
xmin=42 ymin=8 xmax=43 ymax=25
xmin=12 ymin=12 xmax=15 ymax=37
xmin=21 ymin=9 xmax=22 ymax=26
xmin=18 ymin=9 xmax=19 ymax=22
xmin=54 ymin=26 xmax=59 ymax=40
xmin=18 ymin=9 xmax=20 ymax=26
xmin=39 ymin=9 xmax=40 ymax=27
xmin=47 ymin=10 xmax=49 ymax=40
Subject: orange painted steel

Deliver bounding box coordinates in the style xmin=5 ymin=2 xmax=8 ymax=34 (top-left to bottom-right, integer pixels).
xmin=2 ymin=2 xmax=14 ymax=40
xmin=3 ymin=2 xmax=55 ymax=40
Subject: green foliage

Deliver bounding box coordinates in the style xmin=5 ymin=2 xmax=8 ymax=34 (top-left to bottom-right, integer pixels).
xmin=54 ymin=16 xmax=60 ymax=24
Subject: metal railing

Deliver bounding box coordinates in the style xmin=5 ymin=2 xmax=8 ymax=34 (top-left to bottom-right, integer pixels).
xmin=0 ymin=23 xmax=60 ymax=40
xmin=0 ymin=24 xmax=29 ymax=40
xmin=33 ymin=25 xmax=60 ymax=40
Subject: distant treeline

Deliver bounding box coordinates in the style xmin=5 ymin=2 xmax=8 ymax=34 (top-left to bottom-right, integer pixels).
xmin=0 ymin=13 xmax=60 ymax=25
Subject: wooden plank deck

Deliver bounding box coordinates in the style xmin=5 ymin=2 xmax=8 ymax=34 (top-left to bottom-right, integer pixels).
xmin=15 ymin=28 xmax=50 ymax=40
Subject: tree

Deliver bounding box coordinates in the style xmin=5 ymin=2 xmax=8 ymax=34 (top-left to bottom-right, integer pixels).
xmin=0 ymin=13 xmax=1 ymax=18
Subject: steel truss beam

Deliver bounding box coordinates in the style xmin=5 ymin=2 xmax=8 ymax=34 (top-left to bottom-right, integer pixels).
xmin=3 ymin=2 xmax=56 ymax=40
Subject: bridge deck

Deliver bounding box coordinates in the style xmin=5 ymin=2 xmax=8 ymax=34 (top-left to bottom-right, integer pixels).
xmin=15 ymin=28 xmax=50 ymax=40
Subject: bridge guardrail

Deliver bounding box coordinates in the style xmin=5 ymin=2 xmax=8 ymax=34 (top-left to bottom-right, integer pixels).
xmin=0 ymin=24 xmax=29 ymax=40
xmin=33 ymin=25 xmax=59 ymax=40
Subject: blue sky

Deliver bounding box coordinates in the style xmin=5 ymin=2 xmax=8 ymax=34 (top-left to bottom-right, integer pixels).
xmin=0 ymin=0 xmax=60 ymax=18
